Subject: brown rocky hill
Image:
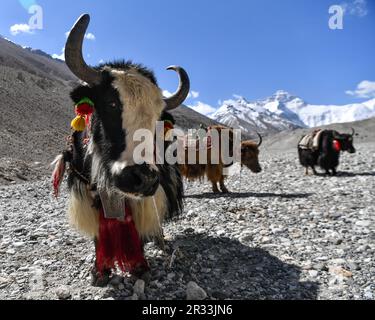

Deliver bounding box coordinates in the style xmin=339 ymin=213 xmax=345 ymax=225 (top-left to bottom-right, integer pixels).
xmin=0 ymin=37 xmax=218 ymax=183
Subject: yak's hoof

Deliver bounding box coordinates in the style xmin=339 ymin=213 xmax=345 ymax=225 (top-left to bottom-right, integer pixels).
xmin=140 ymin=271 xmax=152 ymax=285
xmin=91 ymin=268 xmax=111 ymax=287
xmin=221 ymin=188 xmax=229 ymax=194
xmin=131 ymin=266 xmax=151 ymax=284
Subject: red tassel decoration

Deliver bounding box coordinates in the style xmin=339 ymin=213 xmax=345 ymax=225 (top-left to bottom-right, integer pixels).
xmin=333 ymin=140 xmax=341 ymax=152
xmin=51 ymin=155 xmax=66 ymax=198
xmin=96 ymin=206 xmax=149 ymax=275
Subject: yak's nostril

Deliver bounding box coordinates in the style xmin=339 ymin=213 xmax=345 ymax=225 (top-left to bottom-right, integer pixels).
xmin=130 ymin=171 xmax=143 ymax=188
xmin=114 ymin=165 xmax=160 ymax=196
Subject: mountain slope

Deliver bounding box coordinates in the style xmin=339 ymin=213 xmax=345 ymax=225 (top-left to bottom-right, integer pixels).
xmin=0 ymin=37 xmax=218 ymax=182
xmin=211 ymin=96 xmax=301 ymax=135
xmin=211 ymin=90 xmax=375 ymax=133
xmin=263 ymin=116 xmax=375 ymax=153
xmin=264 ymin=90 xmax=375 ymax=128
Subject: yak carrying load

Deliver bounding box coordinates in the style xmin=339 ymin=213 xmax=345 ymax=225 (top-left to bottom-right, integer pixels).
xmin=179 ymin=126 xmax=263 ymax=193
xmin=298 ymin=128 xmax=356 ymax=176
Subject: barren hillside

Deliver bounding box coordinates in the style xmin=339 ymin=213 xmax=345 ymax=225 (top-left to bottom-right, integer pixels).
xmin=0 ymin=37 xmax=219 ymax=184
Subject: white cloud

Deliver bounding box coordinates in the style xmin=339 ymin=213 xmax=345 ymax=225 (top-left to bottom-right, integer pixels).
xmin=187 ymin=101 xmax=217 ymax=116
xmin=346 ymin=80 xmax=375 ymax=99
xmin=85 ymin=33 xmax=96 ymax=41
xmin=10 ymin=23 xmax=33 ymax=36
xmin=52 ymin=47 xmax=65 ymax=61
xmin=65 ymin=31 xmax=96 ymax=41
xmin=341 ymin=0 xmax=368 ymax=17
xmin=233 ymin=94 xmax=244 ymax=100
xmin=164 ymin=90 xmax=200 ymax=99
xmin=163 ymin=90 xmax=173 ymax=98
xmin=188 ymin=91 xmax=200 ymax=99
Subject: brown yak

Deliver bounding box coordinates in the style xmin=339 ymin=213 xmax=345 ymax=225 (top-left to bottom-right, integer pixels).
xmin=179 ymin=125 xmax=262 ymax=193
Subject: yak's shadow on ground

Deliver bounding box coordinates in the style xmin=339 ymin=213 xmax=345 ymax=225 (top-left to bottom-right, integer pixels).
xmin=161 ymin=234 xmax=319 ymax=300
xmin=185 ymin=192 xmax=312 ymax=200
xmin=106 ymin=234 xmax=318 ymax=300
xmin=311 ymin=171 xmax=375 ymax=178
xmin=335 ymin=171 xmax=375 ymax=177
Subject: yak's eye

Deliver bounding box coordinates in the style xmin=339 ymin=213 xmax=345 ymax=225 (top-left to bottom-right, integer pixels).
xmin=109 ymin=101 xmax=117 ymax=108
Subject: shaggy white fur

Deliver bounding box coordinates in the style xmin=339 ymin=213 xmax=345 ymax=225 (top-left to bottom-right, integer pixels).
xmin=110 ymin=68 xmax=165 ymax=172
xmin=68 ymin=182 xmax=99 ymax=238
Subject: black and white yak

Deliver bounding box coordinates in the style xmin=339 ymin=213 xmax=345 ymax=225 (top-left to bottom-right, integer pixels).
xmin=298 ymin=129 xmax=356 ymax=176
xmin=52 ymin=14 xmax=189 ymax=286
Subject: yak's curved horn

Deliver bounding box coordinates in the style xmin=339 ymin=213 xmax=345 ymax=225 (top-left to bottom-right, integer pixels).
xmin=164 ymin=66 xmax=190 ymax=110
xmin=65 ymin=14 xmax=101 ymax=85
xmin=257 ymin=132 xmax=263 ymax=148
xmin=350 ymin=128 xmax=356 ymax=137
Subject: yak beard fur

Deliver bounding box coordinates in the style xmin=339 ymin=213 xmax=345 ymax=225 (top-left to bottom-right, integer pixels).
xmin=68 ymin=152 xmax=168 ymax=240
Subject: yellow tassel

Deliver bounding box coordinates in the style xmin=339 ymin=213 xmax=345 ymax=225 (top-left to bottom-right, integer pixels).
xmin=71 ymin=116 xmax=86 ymax=132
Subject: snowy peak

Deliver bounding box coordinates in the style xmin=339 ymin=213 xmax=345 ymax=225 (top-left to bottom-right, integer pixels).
xmin=212 ymin=95 xmax=301 ymax=135
xmin=260 ymin=91 xmax=307 ymax=127
xmin=211 ymin=91 xmax=375 ymax=134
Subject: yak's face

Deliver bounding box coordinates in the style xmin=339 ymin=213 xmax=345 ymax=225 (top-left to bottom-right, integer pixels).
xmin=71 ymin=64 xmax=164 ymax=198
xmin=336 ymin=133 xmax=356 ymax=154
xmin=241 ymin=141 xmax=262 ymax=173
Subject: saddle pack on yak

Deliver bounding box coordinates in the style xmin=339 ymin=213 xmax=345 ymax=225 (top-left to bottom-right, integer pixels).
xmin=298 ymin=129 xmax=324 ymax=151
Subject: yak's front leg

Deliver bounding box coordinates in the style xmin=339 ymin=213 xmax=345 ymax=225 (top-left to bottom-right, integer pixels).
xmin=219 ymin=176 xmax=229 ymax=193
xmin=91 ymin=238 xmax=112 ymax=287
xmin=211 ymin=182 xmax=220 ymax=193
xmin=207 ymin=165 xmax=221 ymax=193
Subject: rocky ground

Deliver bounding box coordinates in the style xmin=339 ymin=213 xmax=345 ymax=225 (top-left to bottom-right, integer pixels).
xmin=0 ymin=143 xmax=374 ymax=300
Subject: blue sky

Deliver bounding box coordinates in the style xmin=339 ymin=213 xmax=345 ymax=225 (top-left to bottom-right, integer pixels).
xmin=1 ymin=0 xmax=374 ymax=115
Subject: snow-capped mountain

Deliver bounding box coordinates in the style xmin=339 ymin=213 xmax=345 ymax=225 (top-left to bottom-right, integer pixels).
xmin=211 ymin=90 xmax=375 ymax=134
xmin=211 ymin=96 xmax=300 ymax=135
xmin=263 ymin=90 xmax=375 ymax=128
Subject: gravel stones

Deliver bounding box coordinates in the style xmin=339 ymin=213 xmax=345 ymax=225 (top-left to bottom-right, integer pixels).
xmin=0 ymin=143 xmax=374 ymax=300
xmin=186 ymin=282 xmax=207 ymax=300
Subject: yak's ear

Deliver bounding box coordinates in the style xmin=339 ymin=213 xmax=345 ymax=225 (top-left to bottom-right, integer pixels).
xmin=70 ymin=85 xmax=95 ymax=104
xmin=332 ymin=131 xmax=341 ymax=139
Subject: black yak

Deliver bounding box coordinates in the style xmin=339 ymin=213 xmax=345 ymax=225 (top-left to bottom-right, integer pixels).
xmin=52 ymin=14 xmax=189 ymax=286
xmin=298 ymin=129 xmax=356 ymax=176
